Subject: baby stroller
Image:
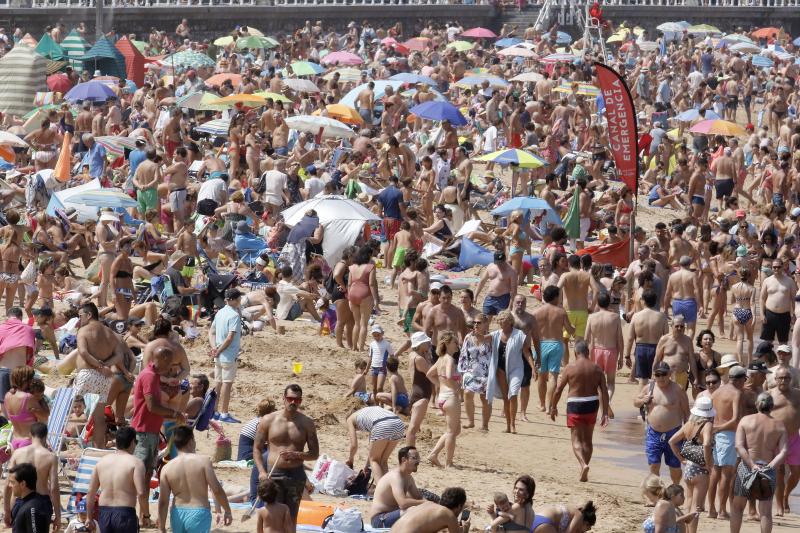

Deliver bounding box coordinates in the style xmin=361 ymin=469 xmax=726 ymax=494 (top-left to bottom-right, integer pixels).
xmin=201 ymin=270 xmax=238 ymax=318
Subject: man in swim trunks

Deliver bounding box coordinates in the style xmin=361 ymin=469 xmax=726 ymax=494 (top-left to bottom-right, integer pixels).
xmin=132 ymin=148 xmax=161 ymax=220
xmin=558 ymin=254 xmax=598 ymax=362
xmin=664 ymin=255 xmax=702 ymax=340
xmin=687 ymin=155 xmax=709 ymax=222
xmin=87 ymin=427 xmax=146 ymax=533
xmin=423 ymin=285 xmax=468 ymax=356
xmin=770 ymin=366 xmax=800 ymax=516
xmin=625 ymin=290 xmax=668 ymax=386
xmin=760 ymin=259 xmax=796 ymax=344
xmin=551 ymin=340 xmax=609 ymax=482
xmin=475 ymin=250 xmax=516 ymax=318
xmin=254 ymin=384 xmax=319 ymax=530
xmin=730 ymin=392 xmax=787 ymax=533
xmin=712 ymin=147 xmax=737 ymax=211
xmin=159 ymin=426 xmax=233 ymax=533
xmin=585 ymin=292 xmax=624 ymax=410
xmin=708 ymin=364 xmax=745 ymax=519
xmin=532 ymin=286 xmax=574 ymax=415
xmin=369 ymin=446 xmax=425 ymax=529
xmin=389 ymin=486 xmax=470 ymax=533
xmin=653 ymin=315 xmax=696 ymax=391
xmin=634 ymin=361 xmax=689 ymax=484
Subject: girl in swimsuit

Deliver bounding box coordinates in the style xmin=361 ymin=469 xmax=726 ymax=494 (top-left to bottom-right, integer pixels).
xmin=5 ymin=367 xmax=37 ymax=450
xmin=406 ymin=335 xmax=433 ymax=447
xmin=425 ymin=331 xmax=462 ymax=468
xmin=95 ymin=211 xmax=119 ymax=308
xmin=111 ymin=237 xmax=135 ymax=321
xmin=531 ymin=501 xmax=597 ymax=532
xmin=348 ymin=246 xmax=378 ymax=352
xmin=730 ymin=269 xmax=756 ymax=365
xmin=642 ymin=485 xmax=696 ymax=533
xmin=502 ymin=210 xmax=533 ymax=286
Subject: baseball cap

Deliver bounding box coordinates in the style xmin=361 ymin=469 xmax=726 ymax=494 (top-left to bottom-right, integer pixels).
xmin=653 ymin=362 xmax=671 ymax=376
xmin=755 ymin=341 xmax=774 ymax=356
xmin=729 ymin=365 xmax=747 ymax=378
xmin=747 ymin=360 xmax=772 ymax=374
xmin=410 ymin=331 xmax=431 ymax=348
xmin=305 ymin=164 xmax=317 ymax=175
xmin=225 ymin=288 xmax=243 ymax=300
xmin=371 ymin=324 xmax=384 ymax=334
xmin=777 ymin=344 xmax=792 ymax=354
xmin=76 ymin=499 xmax=87 ymax=513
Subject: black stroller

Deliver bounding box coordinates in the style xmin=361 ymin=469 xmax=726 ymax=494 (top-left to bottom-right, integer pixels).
xmin=201 ymin=270 xmax=238 ymax=318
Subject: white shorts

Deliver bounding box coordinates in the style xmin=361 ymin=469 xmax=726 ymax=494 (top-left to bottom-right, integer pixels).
xmin=74 ymin=368 xmax=112 ymax=403
xmin=580 ymin=217 xmax=591 ymax=240
xmin=214 ymin=360 xmax=237 ymax=383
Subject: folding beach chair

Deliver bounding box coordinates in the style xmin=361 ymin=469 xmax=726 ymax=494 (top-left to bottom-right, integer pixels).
xmin=47 ymin=387 xmax=75 ymax=455
xmin=64 ymin=447 xmax=114 ymax=517
xmin=189 ymin=389 xmax=217 ymax=431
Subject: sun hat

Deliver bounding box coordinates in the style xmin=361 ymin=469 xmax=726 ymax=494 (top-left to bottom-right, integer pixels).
xmin=410 ymin=331 xmax=431 ymax=348
xmin=718 ymin=354 xmax=739 ymax=368
xmin=99 ymin=212 xmax=118 ymax=223
xmin=690 ymin=396 xmax=716 ymax=418
xmin=168 ymin=251 xmax=188 ymax=267
xmin=777 ymin=344 xmax=791 ymax=354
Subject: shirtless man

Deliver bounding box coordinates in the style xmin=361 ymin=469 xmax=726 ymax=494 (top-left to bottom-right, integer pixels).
xmin=511 ymin=295 xmax=542 ymax=422
xmin=389 ymin=487 xmax=470 ymax=533
xmin=551 ymin=340 xmax=609 ymax=482
xmin=584 ymin=292 xmax=624 ymax=411
xmin=558 ymin=254 xmax=597 ymax=361
xmin=197 ymin=151 xmax=227 ymax=181
xmin=396 ymin=257 xmax=429 ymax=357
xmin=664 ymin=255 xmax=702 ymax=340
xmin=159 ymin=426 xmax=232 ymax=533
xmin=356 ymin=81 xmax=375 ymax=125
xmin=760 ymin=260 xmax=796 ymax=344
xmin=531 ymin=286 xmax=574 ymax=414
xmin=708 ymin=365 xmax=745 ymax=519
xmin=730 ymin=393 xmax=787 ymax=533
xmin=3 ymin=423 xmax=59 ymax=529
xmin=770 ymin=367 xmax=800 ymax=516
xmin=161 ymin=109 xmax=183 ymax=159
xmin=474 ymin=250 xmax=516 ymax=318
xmin=165 ymin=146 xmax=189 ymax=232
xmin=634 ymin=361 xmax=689 ymax=484
xmin=369 ymin=446 xmax=425 ymax=528
xmin=253 ymin=384 xmax=319 ymax=529
xmin=87 ymin=427 xmax=146 ymax=533
xmin=423 ymin=285 xmax=467 ymax=354
xmin=667 ymin=225 xmax=698 ymax=269
xmin=411 ymin=284 xmax=440 ymax=338
xmin=272 ymin=114 xmax=289 ymax=156
xmin=75 ymin=303 xmax=125 ymax=448
xmin=653 ymin=315 xmax=697 ymax=391
xmin=75 ymin=102 xmax=93 ymax=150
xmin=712 ymin=147 xmax=737 ymax=211
xmin=133 ymin=149 xmax=161 ymax=221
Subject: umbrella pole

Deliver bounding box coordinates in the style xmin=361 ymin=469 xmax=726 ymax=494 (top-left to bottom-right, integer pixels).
xmin=629 ymin=190 xmax=637 ymax=269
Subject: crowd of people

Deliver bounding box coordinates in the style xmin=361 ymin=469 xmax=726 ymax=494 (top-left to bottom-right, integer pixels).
xmin=0 ymin=11 xmax=797 ymax=533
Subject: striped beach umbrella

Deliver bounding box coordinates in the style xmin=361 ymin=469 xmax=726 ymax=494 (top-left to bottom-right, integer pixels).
xmin=553 ymin=82 xmax=601 ymax=97
xmin=751 ymin=54 xmax=774 ymax=68
xmin=0 ymin=44 xmax=48 ymax=118
xmin=176 ymin=92 xmax=228 ymax=111
xmin=285 ymin=61 xmax=325 ymax=77
xmin=196 ymin=118 xmax=231 ymax=136
xmin=541 ymin=53 xmax=579 ymax=63
xmin=61 ymin=29 xmax=88 ymax=73
xmin=323 ymin=68 xmax=362 ymax=83
xmin=475 ymin=149 xmax=546 ymax=168
xmin=165 ymin=50 xmax=215 ymax=70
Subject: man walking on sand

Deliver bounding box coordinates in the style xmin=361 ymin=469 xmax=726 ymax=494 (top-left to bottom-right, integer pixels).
xmin=664 ymin=255 xmax=703 ymax=340
xmin=584 ymin=292 xmax=623 ymax=415
xmin=87 ymin=427 xmax=147 ymax=533
xmin=653 ymin=314 xmax=696 ymax=391
xmin=625 ymin=290 xmax=669 ymax=386
xmin=254 ymin=384 xmax=319 ymax=529
xmin=474 ymin=250 xmax=517 ymax=318
xmin=551 ymin=340 xmax=609 ymax=482
xmin=531 ymin=286 xmax=574 ymax=415
xmin=209 ymin=288 xmax=243 ymax=423
xmin=159 ymin=426 xmax=233 ymax=533
xmin=770 ymin=367 xmax=800 ymax=517
xmin=730 ymin=392 xmax=787 ymax=533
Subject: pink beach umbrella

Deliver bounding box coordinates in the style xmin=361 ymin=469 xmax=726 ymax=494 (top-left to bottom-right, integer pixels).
xmin=320 ymin=51 xmax=363 ymax=66
xmin=461 ymin=27 xmax=498 ymax=39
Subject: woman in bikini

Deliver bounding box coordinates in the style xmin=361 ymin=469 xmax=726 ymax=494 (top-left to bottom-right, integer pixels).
xmin=0 ymin=210 xmax=22 ymax=314
xmin=110 ymin=237 xmax=135 ymax=321
xmin=35 ymin=260 xmax=55 ymax=310
xmin=95 ymin=211 xmax=119 ymax=308
xmin=244 ymin=122 xmax=263 ymax=187
xmin=348 ymin=246 xmax=379 ymax=352
xmin=228 ymin=115 xmax=244 ymax=181
xmin=615 ymin=186 xmax=635 ymax=232
xmin=4 ymin=366 xmax=39 ymax=450
xmin=706 ymin=243 xmax=736 ymax=340
xmin=425 ymin=331 xmax=461 ymax=468
xmin=331 ymin=246 xmax=355 ymax=350
xmin=730 ymin=269 xmax=756 ymax=365
xmin=501 ymin=210 xmax=533 ymax=286
xmin=531 ymin=500 xmax=597 ymax=532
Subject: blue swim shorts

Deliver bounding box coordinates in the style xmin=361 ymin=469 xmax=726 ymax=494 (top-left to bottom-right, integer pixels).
xmin=539 ymin=340 xmax=564 ymax=374
xmin=482 ymin=293 xmax=511 ymax=316
xmin=645 ymin=425 xmax=681 ymax=469
xmin=171 ymin=506 xmax=212 ymax=533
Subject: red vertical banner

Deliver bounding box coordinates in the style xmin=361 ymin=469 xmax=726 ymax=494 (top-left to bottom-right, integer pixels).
xmin=594 ymin=63 xmax=639 ymax=192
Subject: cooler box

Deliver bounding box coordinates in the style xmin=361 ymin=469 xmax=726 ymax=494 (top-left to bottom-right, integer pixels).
xmin=297 ymin=500 xmax=337 ymax=527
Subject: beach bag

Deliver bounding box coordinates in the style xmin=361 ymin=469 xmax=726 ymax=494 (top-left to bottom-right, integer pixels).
xmin=85 ymin=257 xmax=101 ymax=284
xmin=19 ymin=260 xmax=37 ymax=285
xmin=323 ymin=460 xmax=355 ymax=494
xmin=679 ymin=421 xmax=707 ymax=465
xmin=311 ymin=455 xmax=334 ymax=492
xmin=213 ymin=433 xmax=231 ymax=463
xmin=322 ymin=508 xmax=364 ymax=533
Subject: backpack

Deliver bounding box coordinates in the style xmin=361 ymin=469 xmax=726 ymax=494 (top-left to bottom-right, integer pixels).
xmin=253 ymin=171 xmax=267 ymax=194
xmin=322 ymin=508 xmax=364 ymax=533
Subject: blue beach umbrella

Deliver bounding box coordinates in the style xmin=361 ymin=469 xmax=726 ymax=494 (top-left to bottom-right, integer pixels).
xmin=409 ymin=101 xmax=467 ymax=125
xmin=64 ymin=81 xmax=116 ymax=103
xmin=495 ymin=37 xmax=523 ymax=47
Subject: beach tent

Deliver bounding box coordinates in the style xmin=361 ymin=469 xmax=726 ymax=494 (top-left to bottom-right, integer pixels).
xmin=115 ymin=37 xmax=145 ymax=88
xmin=80 ymin=36 xmax=126 ymax=79
xmin=61 ymin=30 xmax=88 ymax=72
xmin=0 ymin=44 xmax=48 ymax=118
xmin=35 ymin=34 xmax=65 ymax=61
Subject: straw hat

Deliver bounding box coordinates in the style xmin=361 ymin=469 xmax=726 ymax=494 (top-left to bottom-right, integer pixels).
xmin=718 ymin=354 xmax=739 ymax=368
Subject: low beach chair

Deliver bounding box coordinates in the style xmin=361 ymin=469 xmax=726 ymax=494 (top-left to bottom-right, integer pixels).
xmin=64 ymin=447 xmax=114 ymax=517
xmin=47 ymin=387 xmax=75 ymax=455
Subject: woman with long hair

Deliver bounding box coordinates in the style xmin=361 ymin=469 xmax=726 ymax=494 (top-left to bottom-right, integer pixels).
xmin=426 ymin=331 xmax=462 ymax=468
xmin=348 ymin=246 xmax=378 ymax=352
xmin=110 ymin=237 xmax=135 ymax=321
xmin=331 ymin=246 xmax=356 ymax=350
xmin=731 ymin=268 xmax=756 ymax=365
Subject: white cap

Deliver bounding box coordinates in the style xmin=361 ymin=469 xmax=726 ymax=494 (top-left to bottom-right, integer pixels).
xmin=371 ymin=324 xmax=384 ymax=334
xmin=690 ymin=396 xmax=716 ymax=418
xmin=777 ymin=344 xmax=791 ymax=354
xmin=410 ymin=331 xmax=431 ymax=348
xmin=99 ymin=212 xmax=118 ymax=223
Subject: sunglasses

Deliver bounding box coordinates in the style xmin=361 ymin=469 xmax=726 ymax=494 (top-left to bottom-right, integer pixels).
xmin=284 ymin=396 xmax=302 ymax=404
xmin=705 ymin=380 xmax=719 ymax=386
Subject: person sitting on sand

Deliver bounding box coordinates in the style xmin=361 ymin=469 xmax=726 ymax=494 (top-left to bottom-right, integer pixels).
xmin=388 ymin=486 xmax=470 ymax=533
xmin=345 ymin=359 xmax=371 ymax=405
xmin=369 ymin=446 xmax=425 ymax=529
xmin=376 ymin=357 xmax=410 ymax=415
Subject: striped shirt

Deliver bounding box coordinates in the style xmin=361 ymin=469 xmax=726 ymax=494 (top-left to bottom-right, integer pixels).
xmin=240 ymin=417 xmax=260 ymax=440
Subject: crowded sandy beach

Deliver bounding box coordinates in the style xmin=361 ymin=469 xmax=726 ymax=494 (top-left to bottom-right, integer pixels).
xmin=0 ymin=7 xmax=798 ymax=533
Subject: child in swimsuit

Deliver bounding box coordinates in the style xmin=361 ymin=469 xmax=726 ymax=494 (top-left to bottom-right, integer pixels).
xmin=375 ymin=357 xmax=410 ymax=415
xmin=347 ymin=359 xmax=371 ymax=405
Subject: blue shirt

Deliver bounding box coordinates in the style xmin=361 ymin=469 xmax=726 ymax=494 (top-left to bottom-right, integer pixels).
xmin=213 ymin=304 xmax=242 ymax=363
xmin=128 ymin=148 xmax=146 ymax=181
xmin=81 ymin=143 xmax=107 ymax=178
xmin=376 ymin=184 xmax=403 ymax=220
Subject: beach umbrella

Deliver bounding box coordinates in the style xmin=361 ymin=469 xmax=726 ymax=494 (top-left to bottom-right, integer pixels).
xmin=446 ymin=40 xmax=475 ymax=52
xmin=61 ymin=188 xmax=138 ymax=209
xmin=35 ymin=34 xmax=65 ymax=61
xmin=553 ymin=82 xmax=601 ymax=97
xmin=793 ymin=36 xmax=800 ymax=46
xmin=313 ymin=104 xmax=363 ymax=125
xmin=23 ymin=105 xmax=76 ymax=121
xmin=688 ymin=24 xmax=721 ymax=35
xmin=46 ymin=73 xmax=72 ymax=93
xmin=490 ymin=196 xmax=562 ymax=226
xmin=0 ymin=45 xmax=48 ymax=119
xmin=175 ymin=91 xmax=228 ymax=111
xmin=495 ymin=37 xmax=524 ymax=47
xmin=213 ymin=35 xmax=235 ymax=47
xmin=196 ymin=118 xmax=231 ymax=136
xmin=381 ymin=37 xmax=398 ymax=46
xmin=64 ymin=80 xmax=116 ymax=103
xmin=497 ymin=46 xmax=537 ymax=58
xmin=510 ymin=72 xmax=544 ymax=83
xmin=455 ymin=75 xmax=508 ymax=88
xmin=403 ymin=37 xmax=430 ymax=51
xmin=544 ymin=31 xmax=572 ymax=45
xmin=674 ymin=108 xmax=720 ymax=121
xmin=722 ymin=33 xmax=754 ymax=44
xmin=751 ymin=27 xmax=781 ymax=40
xmin=285 ymin=61 xmax=324 ymax=76
xmin=254 ymin=91 xmax=293 ymax=104
xmin=235 ymin=35 xmax=278 ymax=50
xmin=207 ymin=93 xmax=266 ymax=107
xmin=409 ymin=101 xmax=467 ymax=126
xmin=166 ymin=50 xmax=215 ymax=69
xmin=203 ymin=73 xmax=242 ymax=87
xmin=689 ymin=119 xmax=746 ymax=136
xmin=401 ymin=87 xmax=446 ymax=102
xmin=61 ymin=30 xmax=88 ymax=73
xmin=323 ymin=68 xmax=362 ymax=83
xmin=541 ymin=53 xmax=578 ymax=63
xmin=461 ymin=27 xmax=497 ymax=39
xmin=475 ymin=148 xmax=546 ymax=168
xmin=340 ymin=80 xmax=403 ymax=108
xmin=282 ymin=78 xmax=320 ymax=93
xmin=241 ymin=26 xmax=264 ymax=37
xmin=730 ymin=42 xmax=761 ymax=54
xmin=132 ymin=40 xmax=148 ymax=53
xmin=0 ymin=131 xmax=28 ymax=148
xmin=285 ymin=115 xmax=355 ymax=139
xmin=751 ymin=55 xmax=774 ymax=68
xmin=657 ymin=22 xmax=688 ymax=33
xmin=80 ymin=36 xmax=126 ymax=79
xmin=390 ymin=72 xmax=438 ymax=86
xmin=320 ymin=51 xmax=362 ymax=66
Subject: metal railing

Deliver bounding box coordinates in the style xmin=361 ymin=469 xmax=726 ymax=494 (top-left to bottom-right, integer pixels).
xmin=26 ymin=0 xmax=484 ymax=5
xmin=519 ymin=0 xmax=800 ymax=5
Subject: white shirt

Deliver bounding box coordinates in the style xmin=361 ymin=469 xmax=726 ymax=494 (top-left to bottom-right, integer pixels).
xmin=198 ymin=178 xmax=226 ymax=204
xmin=305 ymin=176 xmax=325 ymax=198
xmin=276 ymin=280 xmax=301 ymax=320
xmin=482 ymin=125 xmax=498 ymax=153
xmin=262 ymin=170 xmax=287 ymax=206
xmin=368 ymin=338 xmax=394 ymax=369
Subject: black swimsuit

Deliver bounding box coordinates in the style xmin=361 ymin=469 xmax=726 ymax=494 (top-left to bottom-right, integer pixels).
xmin=497 ymin=339 xmax=507 ymax=373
